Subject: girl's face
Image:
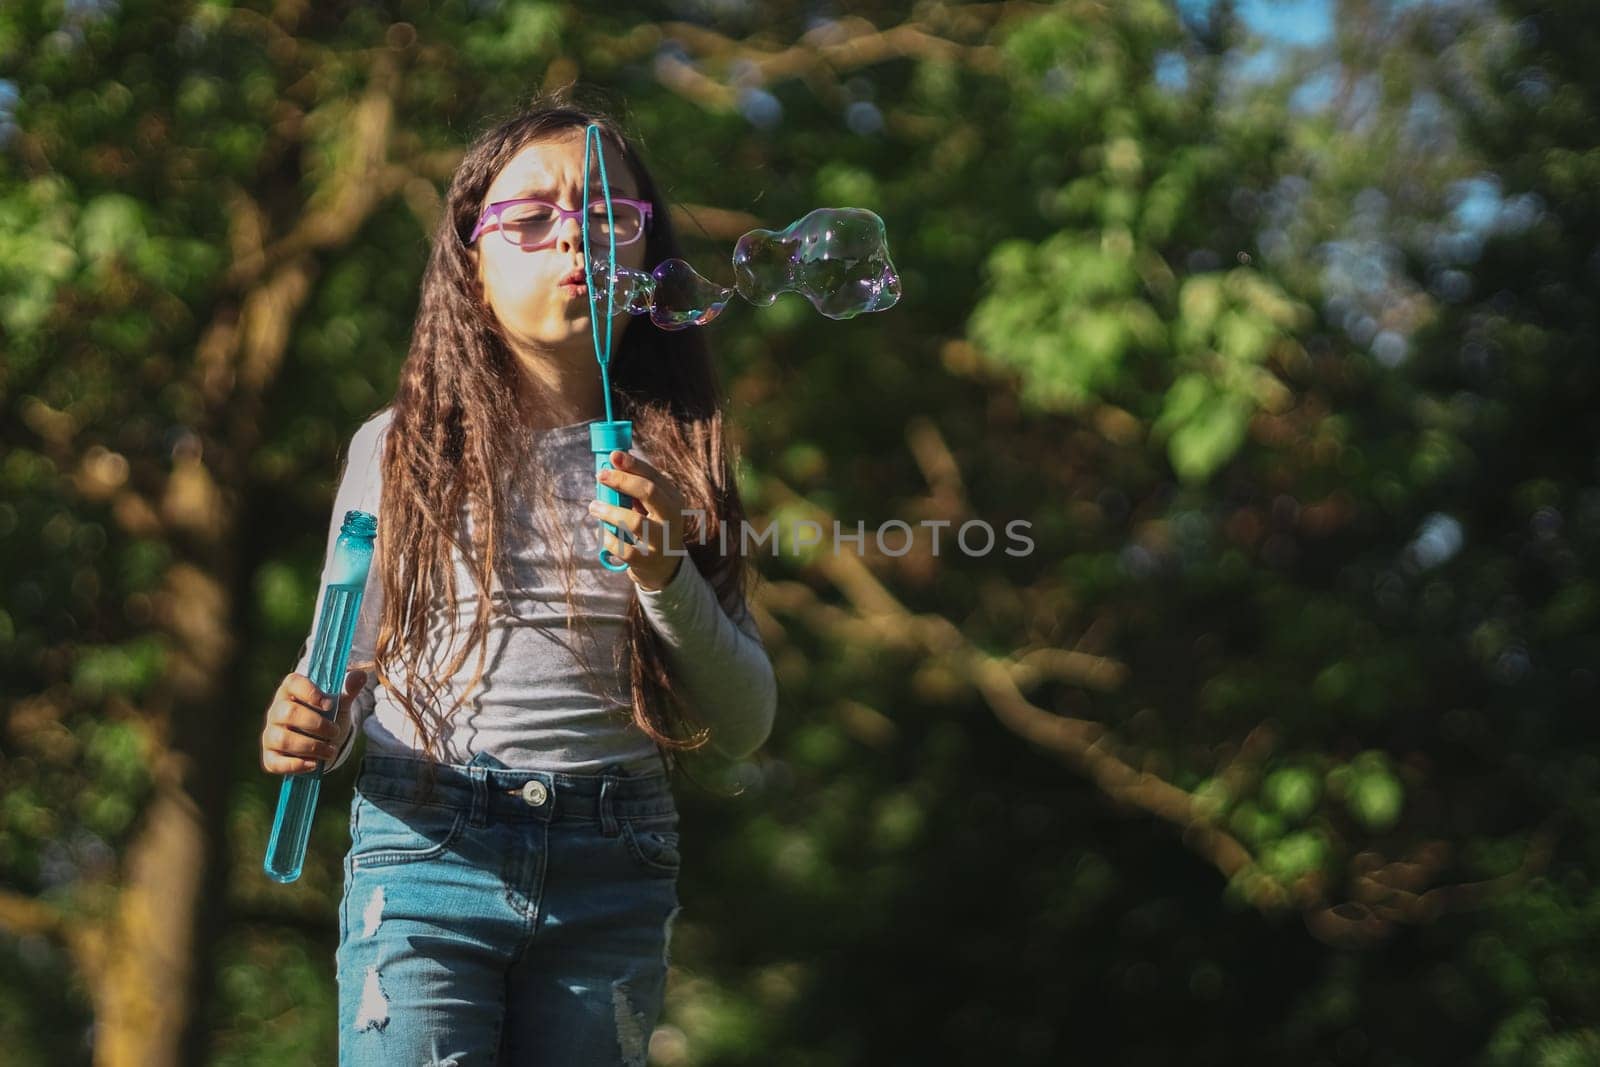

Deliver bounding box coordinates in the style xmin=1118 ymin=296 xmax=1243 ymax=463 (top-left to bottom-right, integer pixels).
xmin=472 ymin=128 xmax=648 ymax=360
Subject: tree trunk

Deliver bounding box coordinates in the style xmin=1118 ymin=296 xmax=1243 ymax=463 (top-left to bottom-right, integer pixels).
xmin=91 ymin=770 xmax=209 ymax=1067
xmin=86 ymin=477 xmax=278 ymax=1064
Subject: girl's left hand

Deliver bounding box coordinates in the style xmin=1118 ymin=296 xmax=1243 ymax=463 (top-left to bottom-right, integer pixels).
xmin=588 ymin=449 xmax=687 ymax=591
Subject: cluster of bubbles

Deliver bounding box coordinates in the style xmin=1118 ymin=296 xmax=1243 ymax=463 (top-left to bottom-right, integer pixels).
xmin=584 ymin=207 xmax=901 ymax=330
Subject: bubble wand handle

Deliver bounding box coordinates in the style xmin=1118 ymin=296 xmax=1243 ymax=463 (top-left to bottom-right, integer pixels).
xmin=262 ymin=510 xmax=377 ymax=884
xmin=583 ymin=123 xmax=638 ymax=572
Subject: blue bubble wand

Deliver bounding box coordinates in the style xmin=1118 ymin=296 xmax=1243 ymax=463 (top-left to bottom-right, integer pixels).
xmin=262 ymin=509 xmax=377 ymax=883
xmin=581 ymin=123 xmax=639 ymax=571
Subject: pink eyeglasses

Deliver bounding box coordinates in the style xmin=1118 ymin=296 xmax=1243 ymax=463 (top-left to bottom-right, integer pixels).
xmin=468 ymin=196 xmax=654 ymax=250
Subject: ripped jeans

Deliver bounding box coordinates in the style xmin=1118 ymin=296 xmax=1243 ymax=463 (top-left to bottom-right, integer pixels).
xmin=335 ymin=750 xmax=682 ymax=1066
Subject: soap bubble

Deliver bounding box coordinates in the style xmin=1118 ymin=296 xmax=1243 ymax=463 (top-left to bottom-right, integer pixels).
xmin=589 ymin=261 xmax=655 ymax=316
xmin=650 ymin=259 xmax=736 ymax=330
xmin=583 ymin=207 xmax=900 ymax=330
xmin=734 ymin=208 xmax=900 ymax=320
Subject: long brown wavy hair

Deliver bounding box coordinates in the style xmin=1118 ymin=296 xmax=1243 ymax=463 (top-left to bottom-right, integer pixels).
xmin=363 ymin=88 xmax=752 ymax=786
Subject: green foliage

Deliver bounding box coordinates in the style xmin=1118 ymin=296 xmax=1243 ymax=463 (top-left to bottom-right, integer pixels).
xmin=71 ymin=637 xmax=165 ymax=701
xmin=1330 ymin=751 xmax=1405 ymax=833
xmin=0 ymin=176 xmax=77 ymax=335
xmin=253 ymin=560 xmax=312 ymax=636
xmin=1262 ymin=765 xmax=1320 ymax=822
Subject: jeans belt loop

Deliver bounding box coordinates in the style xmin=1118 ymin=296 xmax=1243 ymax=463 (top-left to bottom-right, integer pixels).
xmin=599 ymin=771 xmax=621 ymax=837
xmin=467 ymin=761 xmax=489 ymax=828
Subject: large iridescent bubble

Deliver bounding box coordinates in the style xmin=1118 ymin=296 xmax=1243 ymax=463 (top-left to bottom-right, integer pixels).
xmin=584 ymin=207 xmax=900 ymax=331
xmin=733 ymin=208 xmax=900 ymax=319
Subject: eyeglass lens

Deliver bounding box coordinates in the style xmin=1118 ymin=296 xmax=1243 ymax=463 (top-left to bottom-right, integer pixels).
xmin=498 ymin=201 xmax=645 ymax=249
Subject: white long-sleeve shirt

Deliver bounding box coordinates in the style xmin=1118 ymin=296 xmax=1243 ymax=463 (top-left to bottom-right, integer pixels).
xmin=292 ymin=407 xmax=777 ymax=775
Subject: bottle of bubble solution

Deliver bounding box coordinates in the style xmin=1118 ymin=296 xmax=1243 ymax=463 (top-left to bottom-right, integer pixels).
xmin=263 ymin=509 xmax=377 ymax=884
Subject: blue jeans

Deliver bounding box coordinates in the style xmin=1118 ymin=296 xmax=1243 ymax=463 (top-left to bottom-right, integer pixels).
xmin=335 ymin=750 xmax=682 ymax=1066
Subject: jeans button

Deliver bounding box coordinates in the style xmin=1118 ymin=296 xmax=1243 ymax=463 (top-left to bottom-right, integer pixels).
xmin=521 ymin=780 xmax=548 ymax=807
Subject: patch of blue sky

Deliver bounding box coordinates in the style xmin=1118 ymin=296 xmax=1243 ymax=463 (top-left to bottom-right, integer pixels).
xmin=1237 ymin=0 xmax=1333 ymax=47
xmin=1154 ymin=51 xmax=1190 ymax=92
xmin=1176 ymin=0 xmax=1333 ymax=48
xmin=1179 ymin=0 xmax=1335 ymax=92
xmin=739 ymin=87 xmax=783 ymax=129
xmin=0 ymin=79 xmax=17 ymax=150
xmin=64 ymin=0 xmax=120 ymax=19
xmin=1405 ymin=512 xmax=1464 ymax=569
xmin=1448 ymin=174 xmax=1545 ymax=238
xmin=845 ymin=101 xmax=883 ymax=136
xmin=1450 ymin=176 xmax=1503 ymax=234
xmin=1289 ymin=68 xmax=1339 ymax=112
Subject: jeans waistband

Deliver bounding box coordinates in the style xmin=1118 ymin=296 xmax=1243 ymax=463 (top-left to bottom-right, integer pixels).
xmin=355 ymin=750 xmax=676 ymax=829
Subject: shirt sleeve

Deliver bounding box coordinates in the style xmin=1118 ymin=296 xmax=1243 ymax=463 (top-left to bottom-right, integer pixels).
xmin=635 ymin=553 xmax=777 ymax=761
xmin=291 ymin=411 xmax=390 ymax=774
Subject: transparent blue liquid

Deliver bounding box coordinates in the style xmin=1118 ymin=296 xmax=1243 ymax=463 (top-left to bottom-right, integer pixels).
xmin=263 ymin=582 xmax=364 ymax=883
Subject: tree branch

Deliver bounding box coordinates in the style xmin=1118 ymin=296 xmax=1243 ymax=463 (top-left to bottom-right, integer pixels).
xmin=1304 ymin=820 xmax=1563 ymax=947
xmin=0 ymin=888 xmax=69 ymax=942
xmin=647 ymin=12 xmax=1010 ymax=111
xmin=220 ymin=51 xmax=407 ymax=292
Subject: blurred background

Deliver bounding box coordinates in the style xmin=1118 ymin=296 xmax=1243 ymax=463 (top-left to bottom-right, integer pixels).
xmin=2 ymin=0 xmax=1598 ymax=1063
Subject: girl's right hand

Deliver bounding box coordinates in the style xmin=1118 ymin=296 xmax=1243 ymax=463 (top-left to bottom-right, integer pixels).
xmin=260 ymin=669 xmax=367 ymax=775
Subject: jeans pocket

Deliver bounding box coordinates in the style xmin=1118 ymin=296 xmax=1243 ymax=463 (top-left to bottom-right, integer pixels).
xmin=350 ymin=791 xmax=468 ymax=870
xmin=621 ymin=815 xmax=681 ymax=877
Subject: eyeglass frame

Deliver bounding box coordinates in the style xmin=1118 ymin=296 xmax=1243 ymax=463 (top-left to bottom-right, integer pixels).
xmin=467 ymin=195 xmax=655 ymax=249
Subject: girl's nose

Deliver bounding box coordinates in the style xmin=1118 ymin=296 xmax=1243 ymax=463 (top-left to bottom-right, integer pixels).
xmin=553 ymin=214 xmax=585 ymax=253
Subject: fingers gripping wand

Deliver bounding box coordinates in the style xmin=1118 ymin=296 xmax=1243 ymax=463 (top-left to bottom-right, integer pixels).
xmin=263 ymin=509 xmax=377 ymax=883
xmin=582 ymin=123 xmax=640 ymax=571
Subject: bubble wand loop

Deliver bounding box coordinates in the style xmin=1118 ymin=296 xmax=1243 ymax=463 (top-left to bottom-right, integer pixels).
xmin=582 ymin=124 xmax=637 ymax=572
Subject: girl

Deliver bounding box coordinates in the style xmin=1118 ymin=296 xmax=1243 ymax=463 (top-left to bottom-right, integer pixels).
xmin=258 ymin=90 xmax=778 ymax=1065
